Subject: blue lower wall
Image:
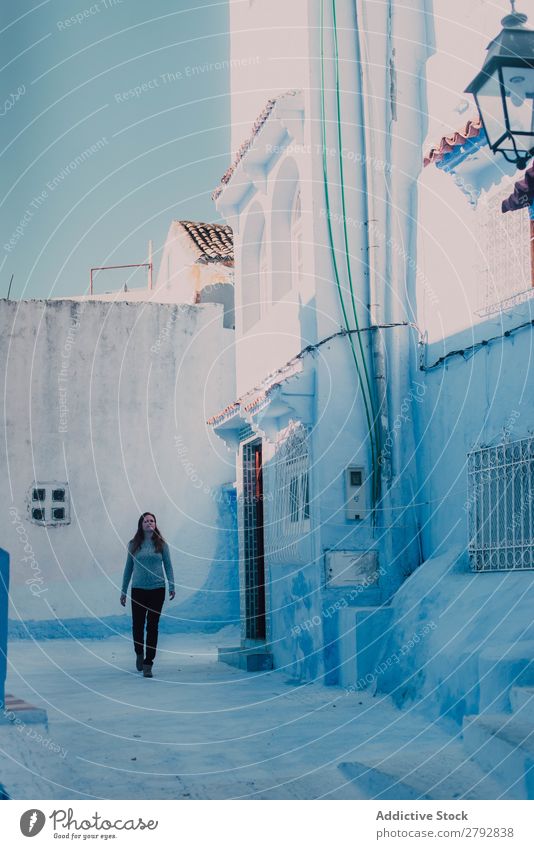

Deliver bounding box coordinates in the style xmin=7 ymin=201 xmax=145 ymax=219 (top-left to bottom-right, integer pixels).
xmin=375 ymin=548 xmax=534 ymax=724
xmin=9 ymin=486 xmax=240 ymax=641
xmin=0 ymin=549 xmax=9 ymax=710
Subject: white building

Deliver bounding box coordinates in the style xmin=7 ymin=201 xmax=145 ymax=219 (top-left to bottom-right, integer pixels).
xmin=204 ymin=0 xmax=534 ymax=796
xmin=209 ymin=0 xmax=432 ymax=676
xmin=155 ymin=220 xmax=235 ymax=328
xmin=1 ymin=220 xmax=238 ymax=633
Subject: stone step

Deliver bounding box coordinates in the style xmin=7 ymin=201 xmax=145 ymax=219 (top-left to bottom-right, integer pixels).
xmin=337 ymin=606 xmax=393 ymax=690
xmin=478 ymin=642 xmax=534 ymax=713
xmin=1 ymin=693 xmax=48 ymax=726
xmin=510 ymin=686 xmax=534 ymax=713
xmin=218 ymin=646 xmax=273 ymax=672
xmin=339 ymin=738 xmax=508 ymax=800
xmin=462 ymin=712 xmax=534 ymax=799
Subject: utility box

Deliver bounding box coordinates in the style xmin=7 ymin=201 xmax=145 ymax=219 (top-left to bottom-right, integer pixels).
xmin=345 ymin=467 xmax=367 ymax=520
xmin=0 ymin=548 xmax=9 ymax=711
xmin=325 ymin=550 xmax=379 ymax=587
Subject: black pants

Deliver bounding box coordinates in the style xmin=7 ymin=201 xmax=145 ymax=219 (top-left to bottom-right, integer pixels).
xmin=131 ymin=587 xmax=165 ymax=665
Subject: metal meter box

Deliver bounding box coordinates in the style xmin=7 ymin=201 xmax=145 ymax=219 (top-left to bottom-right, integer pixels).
xmin=345 ymin=466 xmax=367 ymax=520
xmin=325 ymin=550 xmax=379 ymax=587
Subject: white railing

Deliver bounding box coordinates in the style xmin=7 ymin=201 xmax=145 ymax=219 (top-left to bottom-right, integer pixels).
xmin=468 ymin=437 xmax=534 ymax=571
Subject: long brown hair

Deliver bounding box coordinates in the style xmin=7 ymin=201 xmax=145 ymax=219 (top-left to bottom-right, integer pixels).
xmin=130 ymin=512 xmax=166 ymax=554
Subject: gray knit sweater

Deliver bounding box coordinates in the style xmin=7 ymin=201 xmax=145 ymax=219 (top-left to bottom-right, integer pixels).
xmin=121 ymin=536 xmax=175 ymax=595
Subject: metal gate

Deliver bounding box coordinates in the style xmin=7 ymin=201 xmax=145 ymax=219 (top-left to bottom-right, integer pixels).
xmin=468 ymin=437 xmax=534 ymax=571
xmin=242 ymin=440 xmax=266 ymax=639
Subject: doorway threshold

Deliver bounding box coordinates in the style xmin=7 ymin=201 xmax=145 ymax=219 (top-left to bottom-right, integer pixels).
xmin=218 ymin=644 xmax=273 ymax=672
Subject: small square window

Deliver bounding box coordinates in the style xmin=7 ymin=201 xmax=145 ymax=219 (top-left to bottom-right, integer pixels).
xmin=28 ymin=481 xmax=70 ymax=525
xmin=350 ymin=470 xmax=363 ymax=487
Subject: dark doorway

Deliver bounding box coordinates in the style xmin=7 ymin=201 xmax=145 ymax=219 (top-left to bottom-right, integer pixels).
xmin=242 ymin=440 xmax=266 ymax=640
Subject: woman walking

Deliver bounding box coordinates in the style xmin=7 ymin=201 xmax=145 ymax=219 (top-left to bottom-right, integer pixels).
xmin=120 ymin=512 xmax=175 ymax=678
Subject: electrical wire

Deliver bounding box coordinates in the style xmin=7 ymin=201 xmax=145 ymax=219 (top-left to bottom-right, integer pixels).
xmin=319 ymin=0 xmax=380 ymax=509
xmin=421 ymin=319 xmax=534 ymax=371
xmin=331 ymin=0 xmax=381 ymax=493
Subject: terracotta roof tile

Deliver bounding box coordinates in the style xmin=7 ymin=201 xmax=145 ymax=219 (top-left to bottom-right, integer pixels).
xmin=424 ymin=118 xmax=484 ymax=167
xmin=212 ymin=90 xmax=300 ymax=201
xmin=207 ymin=357 xmax=302 ymax=427
xmin=177 ymin=221 xmax=233 ymax=265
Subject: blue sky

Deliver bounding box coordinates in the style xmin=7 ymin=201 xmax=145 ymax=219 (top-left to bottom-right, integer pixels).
xmin=1 ymin=0 xmax=230 ymax=298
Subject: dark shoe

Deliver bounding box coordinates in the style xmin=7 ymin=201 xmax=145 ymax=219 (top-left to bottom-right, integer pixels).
xmin=143 ymin=664 xmax=153 ymax=678
xmin=135 ymin=654 xmax=144 ymax=672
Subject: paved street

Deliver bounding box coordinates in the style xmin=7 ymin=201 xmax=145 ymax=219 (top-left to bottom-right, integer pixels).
xmin=0 ymin=630 xmax=503 ymax=800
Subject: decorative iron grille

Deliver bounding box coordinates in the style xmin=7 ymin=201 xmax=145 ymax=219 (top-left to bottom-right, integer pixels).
xmin=477 ymin=185 xmax=532 ymax=316
xmin=265 ymin=422 xmax=310 ymax=564
xmin=468 ymin=437 xmax=534 ymax=571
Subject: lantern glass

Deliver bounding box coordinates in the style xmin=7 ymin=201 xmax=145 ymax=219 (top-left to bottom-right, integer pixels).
xmin=476 ymin=69 xmax=508 ymax=148
xmin=502 ymin=66 xmax=534 ymax=155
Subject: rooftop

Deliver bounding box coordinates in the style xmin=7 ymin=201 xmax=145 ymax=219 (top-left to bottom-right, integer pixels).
xmin=211 ymin=90 xmax=300 ymax=201
xmin=177 ymin=220 xmax=234 ymax=266
xmin=424 ymin=118 xmax=484 ymax=167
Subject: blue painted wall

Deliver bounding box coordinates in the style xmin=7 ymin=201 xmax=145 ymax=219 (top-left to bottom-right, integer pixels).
xmin=415 ymin=303 xmax=534 ymax=565
xmin=371 ymin=309 xmax=534 ymax=720
xmin=0 ymin=549 xmax=9 ymax=710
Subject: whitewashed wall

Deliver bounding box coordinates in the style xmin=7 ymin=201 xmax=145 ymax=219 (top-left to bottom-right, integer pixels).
xmin=0 ymin=298 xmax=236 ymax=625
xmin=228 ymin=0 xmax=310 ymax=151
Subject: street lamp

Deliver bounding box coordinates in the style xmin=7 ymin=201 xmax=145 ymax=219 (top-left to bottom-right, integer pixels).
xmin=465 ymin=1 xmax=534 ymax=170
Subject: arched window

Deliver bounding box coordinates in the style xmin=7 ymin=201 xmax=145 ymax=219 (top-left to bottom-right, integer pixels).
xmin=290 ymin=188 xmax=304 ymax=287
xmin=241 ymin=204 xmax=268 ymax=332
xmin=271 ymin=158 xmax=300 ymax=302
xmin=259 ymin=228 xmax=269 ymax=304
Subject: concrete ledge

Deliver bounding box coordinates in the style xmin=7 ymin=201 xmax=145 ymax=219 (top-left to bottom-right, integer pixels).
xmin=510 ymin=686 xmax=534 ymax=713
xmin=462 ymin=712 xmax=534 ymax=799
xmin=339 ymin=743 xmax=508 ymax=801
xmin=339 ymin=760 xmax=426 ymax=800
xmin=478 ymin=641 xmax=534 ymax=712
xmin=9 ymin=615 xmax=237 ymax=640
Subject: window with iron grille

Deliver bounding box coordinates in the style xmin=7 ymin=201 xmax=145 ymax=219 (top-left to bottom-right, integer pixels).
xmin=476 ymin=185 xmax=533 ymax=317
xmin=266 ymin=422 xmax=310 ymax=563
xmin=468 ymin=437 xmax=534 ymax=571
xmin=27 ymin=483 xmax=70 ymax=526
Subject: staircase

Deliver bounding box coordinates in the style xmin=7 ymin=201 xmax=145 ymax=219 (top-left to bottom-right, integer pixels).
xmin=460 ymin=642 xmax=534 ymax=800
xmin=462 ymin=685 xmax=534 ymax=799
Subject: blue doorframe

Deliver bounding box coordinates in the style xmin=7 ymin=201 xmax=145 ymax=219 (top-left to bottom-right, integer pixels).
xmin=0 ymin=549 xmax=9 ymax=711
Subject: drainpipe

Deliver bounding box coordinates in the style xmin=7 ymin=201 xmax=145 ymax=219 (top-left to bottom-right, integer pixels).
xmin=354 ymin=0 xmax=392 ymax=490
